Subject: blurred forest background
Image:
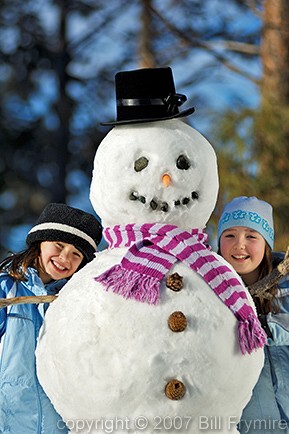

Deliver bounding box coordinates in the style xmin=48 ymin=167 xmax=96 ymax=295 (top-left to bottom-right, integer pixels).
xmin=0 ymin=0 xmax=289 ymax=257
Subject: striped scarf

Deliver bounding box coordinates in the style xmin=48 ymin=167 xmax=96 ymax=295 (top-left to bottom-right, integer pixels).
xmin=95 ymin=223 xmax=266 ymax=354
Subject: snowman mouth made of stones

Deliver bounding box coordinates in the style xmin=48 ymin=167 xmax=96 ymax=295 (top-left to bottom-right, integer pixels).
xmin=129 ymin=153 xmax=200 ymax=213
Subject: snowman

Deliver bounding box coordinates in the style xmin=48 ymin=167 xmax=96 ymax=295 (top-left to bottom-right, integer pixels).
xmin=36 ymin=68 xmax=265 ymax=434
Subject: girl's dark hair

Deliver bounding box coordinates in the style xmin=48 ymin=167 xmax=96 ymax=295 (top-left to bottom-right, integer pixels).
xmin=258 ymin=243 xmax=273 ymax=280
xmin=255 ymin=243 xmax=280 ymax=315
xmin=0 ymin=243 xmax=41 ymax=281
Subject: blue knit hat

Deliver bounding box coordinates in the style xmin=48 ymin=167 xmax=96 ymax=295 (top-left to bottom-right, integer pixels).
xmin=217 ymin=196 xmax=274 ymax=249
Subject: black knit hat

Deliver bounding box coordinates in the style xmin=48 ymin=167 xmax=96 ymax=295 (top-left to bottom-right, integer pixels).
xmin=101 ymin=67 xmax=195 ymax=126
xmin=26 ymin=203 xmax=102 ymax=262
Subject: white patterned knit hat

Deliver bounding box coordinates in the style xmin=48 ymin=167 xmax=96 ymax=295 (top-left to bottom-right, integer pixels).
xmin=218 ymin=196 xmax=274 ymax=249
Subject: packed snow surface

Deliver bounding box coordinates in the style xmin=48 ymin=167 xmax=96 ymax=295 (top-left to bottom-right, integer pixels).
xmin=36 ymin=120 xmax=264 ymax=433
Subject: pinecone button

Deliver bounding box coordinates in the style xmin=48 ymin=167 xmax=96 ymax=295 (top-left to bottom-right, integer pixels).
xmin=166 ymin=272 xmax=183 ymax=291
xmin=165 ymin=379 xmax=186 ymax=400
xmin=168 ymin=311 xmax=187 ymax=332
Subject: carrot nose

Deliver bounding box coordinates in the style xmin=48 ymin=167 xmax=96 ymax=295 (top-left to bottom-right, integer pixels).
xmin=162 ymin=173 xmax=171 ymax=187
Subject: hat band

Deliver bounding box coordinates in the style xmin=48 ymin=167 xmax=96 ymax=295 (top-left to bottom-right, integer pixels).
xmin=117 ymin=93 xmax=186 ymax=109
xmin=28 ymin=223 xmax=97 ymax=250
xmin=117 ymin=98 xmax=165 ymax=107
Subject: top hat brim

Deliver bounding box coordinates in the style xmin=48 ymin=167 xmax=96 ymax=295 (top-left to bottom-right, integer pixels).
xmin=100 ymin=106 xmax=195 ymax=126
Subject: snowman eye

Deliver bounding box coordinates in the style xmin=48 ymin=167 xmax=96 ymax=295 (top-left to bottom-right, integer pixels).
xmin=176 ymin=154 xmax=191 ymax=170
xmin=134 ymin=156 xmax=149 ymax=172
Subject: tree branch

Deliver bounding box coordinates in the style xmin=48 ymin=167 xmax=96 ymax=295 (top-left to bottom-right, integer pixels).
xmin=0 ymin=295 xmax=57 ymax=309
xmin=248 ymin=246 xmax=289 ymax=300
xmin=149 ymin=3 xmax=260 ymax=84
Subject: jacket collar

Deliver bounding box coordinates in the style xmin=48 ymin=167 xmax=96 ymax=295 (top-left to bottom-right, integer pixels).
xmin=25 ymin=267 xmax=67 ymax=296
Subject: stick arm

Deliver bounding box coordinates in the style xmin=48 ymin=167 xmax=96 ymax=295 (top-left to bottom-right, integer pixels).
xmin=0 ymin=295 xmax=57 ymax=309
xmin=248 ymin=246 xmax=289 ymax=301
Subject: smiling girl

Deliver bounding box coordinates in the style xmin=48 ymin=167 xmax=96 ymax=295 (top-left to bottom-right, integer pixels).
xmin=219 ymin=226 xmax=268 ymax=287
xmin=218 ymin=196 xmax=289 ymax=434
xmin=0 ymin=203 xmax=102 ymax=433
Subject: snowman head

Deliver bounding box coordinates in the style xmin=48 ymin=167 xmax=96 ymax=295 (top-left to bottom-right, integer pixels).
xmin=90 ymin=67 xmax=218 ymax=230
xmin=90 ymin=119 xmax=218 ymax=230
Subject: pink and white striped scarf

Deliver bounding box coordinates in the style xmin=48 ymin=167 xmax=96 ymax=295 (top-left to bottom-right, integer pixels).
xmin=95 ymin=223 xmax=266 ymax=354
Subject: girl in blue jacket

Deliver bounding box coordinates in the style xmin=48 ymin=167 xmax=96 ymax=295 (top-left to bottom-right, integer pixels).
xmin=0 ymin=203 xmax=102 ymax=434
xmin=218 ymin=196 xmax=289 ymax=434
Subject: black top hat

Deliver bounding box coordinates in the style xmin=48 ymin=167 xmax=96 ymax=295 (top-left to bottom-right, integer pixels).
xmin=101 ymin=67 xmax=195 ymax=126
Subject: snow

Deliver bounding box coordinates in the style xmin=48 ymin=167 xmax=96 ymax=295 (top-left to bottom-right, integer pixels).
xmin=36 ymin=119 xmax=264 ymax=433
xmin=90 ymin=120 xmax=219 ymax=230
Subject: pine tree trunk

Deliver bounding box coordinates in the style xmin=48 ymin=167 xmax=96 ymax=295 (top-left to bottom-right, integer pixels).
xmin=139 ymin=0 xmax=156 ymax=68
xmin=255 ymin=0 xmax=289 ymax=251
xmin=261 ymin=0 xmax=289 ymax=102
xmin=50 ymin=2 xmax=73 ymax=202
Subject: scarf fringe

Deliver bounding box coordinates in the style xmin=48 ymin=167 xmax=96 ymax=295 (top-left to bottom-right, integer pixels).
xmin=95 ymin=264 xmax=160 ymax=305
xmin=238 ymin=313 xmax=267 ymax=355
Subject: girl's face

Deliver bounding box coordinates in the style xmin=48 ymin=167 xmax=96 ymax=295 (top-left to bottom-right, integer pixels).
xmin=219 ymin=226 xmax=266 ymax=286
xmin=38 ymin=241 xmax=84 ymax=283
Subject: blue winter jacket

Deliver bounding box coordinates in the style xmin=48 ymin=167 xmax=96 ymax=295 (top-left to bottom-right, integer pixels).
xmin=0 ymin=267 xmax=68 ymax=434
xmin=239 ymin=253 xmax=289 ymax=434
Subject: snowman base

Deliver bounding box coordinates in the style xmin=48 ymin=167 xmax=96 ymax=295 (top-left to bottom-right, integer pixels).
xmin=36 ymin=252 xmax=264 ymax=434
